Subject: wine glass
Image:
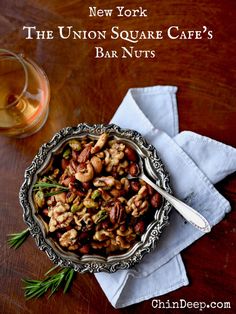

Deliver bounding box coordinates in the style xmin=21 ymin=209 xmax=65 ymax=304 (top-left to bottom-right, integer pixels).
xmin=0 ymin=48 xmax=50 ymax=138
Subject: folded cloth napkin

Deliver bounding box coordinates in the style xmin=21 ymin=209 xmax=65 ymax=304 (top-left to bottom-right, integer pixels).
xmin=95 ymin=86 xmax=236 ymax=308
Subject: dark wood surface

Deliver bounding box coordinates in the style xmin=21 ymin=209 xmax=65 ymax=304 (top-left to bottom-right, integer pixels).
xmin=0 ymin=1 xmax=236 ymax=313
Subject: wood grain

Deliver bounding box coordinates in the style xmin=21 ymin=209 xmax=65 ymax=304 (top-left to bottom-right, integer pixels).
xmin=0 ymin=0 xmax=236 ymax=313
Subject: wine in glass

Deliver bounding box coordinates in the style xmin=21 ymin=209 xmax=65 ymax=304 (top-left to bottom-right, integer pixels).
xmin=0 ymin=49 xmax=50 ymax=137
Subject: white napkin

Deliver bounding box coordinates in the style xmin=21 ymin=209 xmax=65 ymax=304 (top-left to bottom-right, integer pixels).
xmin=95 ymin=86 xmax=236 ymax=308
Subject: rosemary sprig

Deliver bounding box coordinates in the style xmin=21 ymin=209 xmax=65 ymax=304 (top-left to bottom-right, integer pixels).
xmin=22 ymin=266 xmax=75 ymax=299
xmin=7 ymin=228 xmax=30 ymax=249
xmin=33 ymin=182 xmax=69 ymax=191
xmin=33 ymin=181 xmax=69 ymax=197
xmin=8 ymin=229 xmax=76 ymax=299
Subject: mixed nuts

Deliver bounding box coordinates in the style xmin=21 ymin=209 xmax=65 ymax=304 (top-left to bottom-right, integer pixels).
xmin=33 ymin=133 xmax=162 ymax=256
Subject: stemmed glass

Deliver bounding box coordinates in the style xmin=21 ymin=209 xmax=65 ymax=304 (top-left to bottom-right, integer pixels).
xmin=0 ymin=49 xmax=50 ymax=138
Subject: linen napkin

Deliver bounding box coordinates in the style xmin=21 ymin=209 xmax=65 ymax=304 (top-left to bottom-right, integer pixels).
xmin=95 ymin=86 xmax=236 ymax=308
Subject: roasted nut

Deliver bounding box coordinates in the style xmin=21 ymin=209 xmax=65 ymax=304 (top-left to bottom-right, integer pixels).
xmin=129 ymin=163 xmax=140 ymax=177
xmin=124 ymin=146 xmax=137 ymax=161
xmin=83 ymin=198 xmax=98 ymax=209
xmin=61 ymin=176 xmax=75 ymax=187
xmin=127 ymin=187 xmax=149 ymax=217
xmin=116 ymin=226 xmax=133 ymax=236
xmin=151 ymin=192 xmax=162 ymax=208
xmin=59 ymin=229 xmax=78 ymax=249
xmin=72 ymin=150 xmax=79 ymax=161
xmin=120 ymin=177 xmax=130 ymax=191
xmin=91 ymin=133 xmax=108 ymax=154
xmin=74 ymin=209 xmax=93 ymax=230
xmin=36 ymin=133 xmax=163 ymax=256
xmin=93 ymin=229 xmax=113 ymax=241
xmin=115 ymin=235 xmax=131 ymax=249
xmin=116 ymin=160 xmax=129 ymax=175
xmin=49 ymin=168 xmax=60 ymax=180
xmin=130 ymin=180 xmax=140 ymax=192
xmin=77 ymin=145 xmax=91 ymax=163
xmin=98 ymin=188 xmax=112 ymax=201
xmin=72 ymin=195 xmax=81 ymax=204
xmin=109 ymin=201 xmax=125 ymax=224
xmin=69 ymin=139 xmax=81 ymax=151
xmin=68 ymin=160 xmax=78 ymax=175
xmin=79 ymin=244 xmax=90 ymax=254
xmin=93 ymin=176 xmax=115 ymax=188
xmin=54 ymin=192 xmax=66 ymax=203
xmin=62 ymin=148 xmax=71 ymax=159
xmin=84 ymin=188 xmax=92 ymax=200
xmin=138 ymin=185 xmax=148 ymax=197
xmin=91 ymin=239 xmax=110 ymax=249
xmin=82 ymin=182 xmax=91 ymax=190
xmin=48 ymin=202 xmax=72 ymax=232
xmin=34 ymin=191 xmax=45 ymax=208
xmin=110 ymin=188 xmax=124 ymax=198
xmin=47 ymin=195 xmax=56 ymax=206
xmin=91 ymin=189 xmax=101 ymax=200
xmin=61 ymin=158 xmax=69 ymax=170
xmin=91 ymin=155 xmax=103 ymax=174
xmin=75 ymin=162 xmax=94 ymax=182
xmin=134 ymin=221 xmax=145 ymax=234
xmin=95 ymin=151 xmax=104 ymax=159
xmin=104 ymin=142 xmax=125 ymax=172
xmin=92 ymin=209 xmax=108 ymax=224
xmin=146 ymin=184 xmax=154 ymax=196
xmin=71 ymin=202 xmax=84 ymax=213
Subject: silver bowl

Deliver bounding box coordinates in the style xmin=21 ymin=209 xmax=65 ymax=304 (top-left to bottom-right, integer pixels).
xmin=19 ymin=123 xmax=172 ymax=273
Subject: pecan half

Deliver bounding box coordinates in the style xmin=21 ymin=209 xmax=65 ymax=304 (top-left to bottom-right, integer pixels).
xmin=77 ymin=145 xmax=92 ymax=163
xmin=109 ymin=201 xmax=125 ymax=224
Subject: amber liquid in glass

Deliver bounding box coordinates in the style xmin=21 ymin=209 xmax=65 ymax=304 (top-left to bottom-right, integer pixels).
xmin=0 ymin=54 xmax=50 ymax=137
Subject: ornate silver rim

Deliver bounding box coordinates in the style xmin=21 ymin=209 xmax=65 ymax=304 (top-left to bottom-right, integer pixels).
xmin=19 ymin=123 xmax=172 ymax=273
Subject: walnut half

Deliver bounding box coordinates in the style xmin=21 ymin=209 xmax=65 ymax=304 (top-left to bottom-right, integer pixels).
xmin=59 ymin=229 xmax=78 ymax=250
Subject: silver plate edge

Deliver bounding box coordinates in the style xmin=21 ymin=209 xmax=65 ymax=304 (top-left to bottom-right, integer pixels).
xmin=19 ymin=123 xmax=172 ymax=273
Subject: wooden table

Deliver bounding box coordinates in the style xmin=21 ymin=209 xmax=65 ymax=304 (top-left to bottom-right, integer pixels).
xmin=0 ymin=1 xmax=235 ymax=313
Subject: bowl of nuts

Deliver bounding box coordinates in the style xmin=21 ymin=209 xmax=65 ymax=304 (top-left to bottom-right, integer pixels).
xmin=20 ymin=123 xmax=172 ymax=273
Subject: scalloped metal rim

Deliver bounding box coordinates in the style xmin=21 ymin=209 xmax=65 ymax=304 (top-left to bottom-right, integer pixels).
xmin=19 ymin=123 xmax=172 ymax=273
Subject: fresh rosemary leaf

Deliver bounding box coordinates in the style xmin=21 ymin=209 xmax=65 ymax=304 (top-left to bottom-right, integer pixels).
xmin=49 ymin=273 xmax=64 ymax=296
xmin=44 ymin=190 xmax=69 ymax=197
xmin=33 ymin=182 xmax=69 ymax=190
xmin=23 ymin=267 xmax=76 ymax=299
xmin=7 ymin=228 xmax=30 ymax=249
xmin=63 ymin=268 xmax=75 ymax=293
xmin=44 ymin=264 xmax=59 ymax=276
xmin=23 ymin=278 xmax=49 ymax=299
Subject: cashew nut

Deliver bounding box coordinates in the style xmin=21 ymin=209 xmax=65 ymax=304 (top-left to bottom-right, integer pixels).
xmin=91 ymin=133 xmax=108 ymax=154
xmin=75 ymin=162 xmax=94 ymax=182
xmin=93 ymin=176 xmax=115 ymax=187
xmin=90 ymin=155 xmax=103 ymax=174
